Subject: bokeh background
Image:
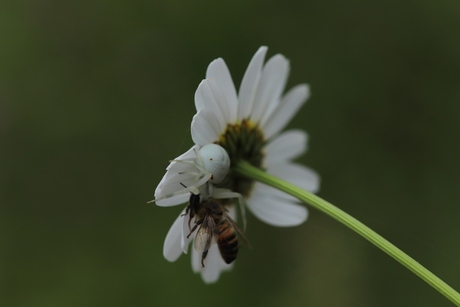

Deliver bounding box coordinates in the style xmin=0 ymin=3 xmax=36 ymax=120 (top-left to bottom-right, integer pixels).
xmin=1 ymin=0 xmax=460 ymax=306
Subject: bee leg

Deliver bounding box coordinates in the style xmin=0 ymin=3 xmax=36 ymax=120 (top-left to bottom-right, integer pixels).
xmin=200 ymin=229 xmax=214 ymax=267
xmin=187 ymin=217 xmax=204 ymax=238
xmin=187 ymin=227 xmax=196 ymax=239
xmin=181 ymin=210 xmax=194 ymax=233
xmin=186 ymin=211 xmax=195 ymax=232
xmin=186 ymin=220 xmax=199 ymax=238
xmin=201 ymin=250 xmax=208 ymax=267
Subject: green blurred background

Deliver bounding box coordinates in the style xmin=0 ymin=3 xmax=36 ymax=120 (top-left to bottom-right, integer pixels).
xmin=1 ymin=0 xmax=460 ymax=306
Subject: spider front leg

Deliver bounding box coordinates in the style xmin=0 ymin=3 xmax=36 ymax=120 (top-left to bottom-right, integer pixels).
xmin=170 ymin=159 xmax=213 ymax=188
xmin=213 ymin=188 xmax=247 ymax=232
xmin=153 ymin=184 xmax=203 ymax=204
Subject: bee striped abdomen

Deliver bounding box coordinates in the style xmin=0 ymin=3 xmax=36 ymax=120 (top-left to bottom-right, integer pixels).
xmin=217 ymin=222 xmax=239 ymax=264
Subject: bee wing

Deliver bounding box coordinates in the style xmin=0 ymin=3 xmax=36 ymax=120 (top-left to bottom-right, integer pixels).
xmin=194 ymin=217 xmax=218 ymax=253
xmin=224 ymin=212 xmax=251 ymax=248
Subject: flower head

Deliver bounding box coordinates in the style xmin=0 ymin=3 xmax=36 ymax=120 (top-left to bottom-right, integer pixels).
xmin=191 ymin=46 xmax=320 ymax=225
xmin=154 ymin=46 xmax=320 ymax=283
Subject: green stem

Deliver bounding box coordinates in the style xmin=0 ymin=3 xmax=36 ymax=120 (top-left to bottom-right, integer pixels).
xmin=235 ymin=160 xmax=460 ymax=306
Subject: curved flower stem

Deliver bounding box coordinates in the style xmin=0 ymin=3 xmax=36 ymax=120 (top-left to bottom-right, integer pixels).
xmin=235 ymin=160 xmax=460 ymax=306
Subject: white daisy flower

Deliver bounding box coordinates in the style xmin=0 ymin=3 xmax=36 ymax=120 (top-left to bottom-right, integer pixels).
xmin=192 ymin=46 xmax=320 ymax=224
xmin=154 ymin=46 xmax=320 ymax=283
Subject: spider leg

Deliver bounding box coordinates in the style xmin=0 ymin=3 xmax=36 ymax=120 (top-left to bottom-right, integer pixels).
xmin=154 ymin=186 xmax=200 ymax=202
xmin=213 ymin=188 xmax=247 ymax=232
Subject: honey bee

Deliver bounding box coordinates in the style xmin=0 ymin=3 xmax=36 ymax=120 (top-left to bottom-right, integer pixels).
xmin=185 ymin=194 xmax=249 ymax=267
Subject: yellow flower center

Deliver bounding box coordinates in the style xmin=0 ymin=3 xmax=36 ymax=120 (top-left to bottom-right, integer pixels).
xmin=216 ymin=119 xmax=265 ymax=197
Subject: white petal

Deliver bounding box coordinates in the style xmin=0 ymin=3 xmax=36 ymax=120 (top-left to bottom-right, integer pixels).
xmin=191 ymin=244 xmax=227 ymax=283
xmin=163 ymin=210 xmax=187 ymax=262
xmin=238 ymin=46 xmax=268 ymax=120
xmin=195 ymin=79 xmax=230 ymax=131
xmin=190 ymin=231 xmax=233 ymax=283
xmin=252 ymin=181 xmax=297 ymax=202
xmin=201 ymin=245 xmax=228 ymax=284
xmin=191 ymin=108 xmax=222 ymax=145
xmin=206 ymin=59 xmax=238 ymax=123
xmin=220 ymin=259 xmax=235 ymax=272
xmin=263 ymin=84 xmax=310 ymax=139
xmin=251 ymin=54 xmax=290 ymax=124
xmin=191 ymin=246 xmax=201 ymax=273
xmin=247 ymin=192 xmax=308 ymax=227
xmin=268 ymin=163 xmax=320 ymax=194
xmin=264 ymin=130 xmax=308 ymax=165
xmin=181 ymin=213 xmax=195 ymax=253
xmin=248 ymin=161 xmax=320 ymax=204
xmin=226 ymin=204 xmax=237 ymax=222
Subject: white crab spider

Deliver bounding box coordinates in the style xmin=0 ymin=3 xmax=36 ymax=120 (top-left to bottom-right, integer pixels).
xmin=153 ymin=144 xmax=230 ymax=203
xmin=153 ymin=144 xmax=247 ymax=230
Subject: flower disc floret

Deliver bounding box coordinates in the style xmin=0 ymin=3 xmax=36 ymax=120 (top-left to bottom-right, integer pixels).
xmin=216 ymin=119 xmax=265 ymax=197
